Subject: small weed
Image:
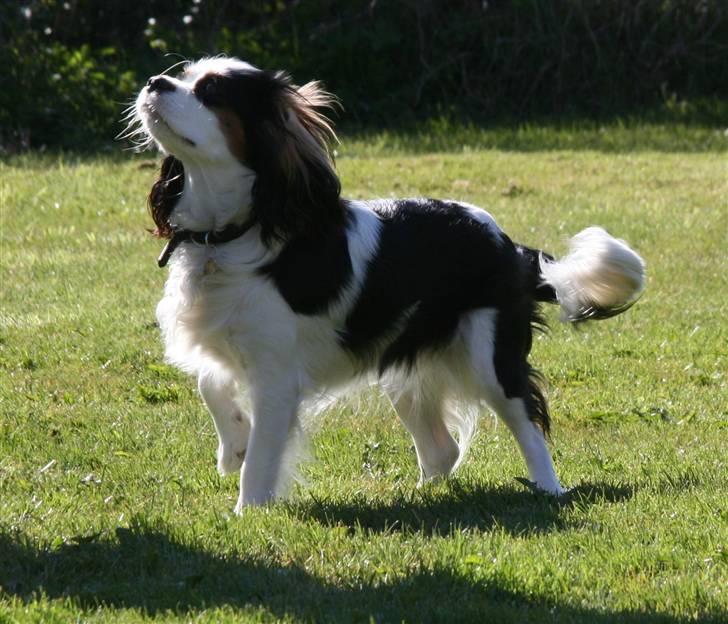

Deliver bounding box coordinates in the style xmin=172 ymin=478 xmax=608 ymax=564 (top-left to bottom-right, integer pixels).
xmin=21 ymin=357 xmax=38 ymax=370
xmin=146 ymin=363 xmax=180 ymax=379
xmin=137 ymin=383 xmax=180 ymax=404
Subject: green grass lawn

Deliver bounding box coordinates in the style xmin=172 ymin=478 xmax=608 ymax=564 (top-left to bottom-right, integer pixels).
xmin=1 ymin=124 xmax=727 ymax=622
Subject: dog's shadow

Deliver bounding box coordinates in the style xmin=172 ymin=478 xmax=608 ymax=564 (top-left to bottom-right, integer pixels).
xmin=288 ymin=479 xmax=636 ymax=536
xmin=1 ymin=496 xmax=707 ymax=624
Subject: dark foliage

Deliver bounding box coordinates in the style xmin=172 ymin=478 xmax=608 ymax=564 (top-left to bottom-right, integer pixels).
xmin=1 ymin=0 xmax=727 ymax=150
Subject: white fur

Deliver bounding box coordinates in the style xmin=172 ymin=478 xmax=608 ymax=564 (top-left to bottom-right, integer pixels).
xmin=132 ymin=57 xmax=259 ymax=161
xmin=539 ymin=227 xmax=646 ymax=321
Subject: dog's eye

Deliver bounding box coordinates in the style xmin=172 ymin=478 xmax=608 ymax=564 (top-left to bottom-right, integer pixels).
xmin=197 ymin=78 xmax=223 ymax=105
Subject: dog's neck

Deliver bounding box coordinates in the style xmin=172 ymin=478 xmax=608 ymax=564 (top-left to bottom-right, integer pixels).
xmin=170 ymin=158 xmax=256 ymax=233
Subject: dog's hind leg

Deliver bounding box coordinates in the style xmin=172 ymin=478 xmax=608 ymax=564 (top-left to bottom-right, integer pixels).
xmin=488 ymin=394 xmax=564 ymax=495
xmin=463 ymin=308 xmax=565 ymax=495
xmin=388 ymin=384 xmax=460 ymax=484
xmin=198 ymin=367 xmax=250 ymax=476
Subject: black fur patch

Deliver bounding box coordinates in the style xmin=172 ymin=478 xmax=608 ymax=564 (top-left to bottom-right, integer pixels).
xmin=340 ymin=199 xmax=520 ymax=373
xmin=493 ymin=298 xmax=551 ymax=435
xmin=517 ymin=244 xmax=557 ymax=304
xmin=148 ymin=155 xmax=184 ymax=239
xmin=259 ymin=222 xmax=353 ymax=315
xmin=526 ymin=366 xmax=551 ymax=435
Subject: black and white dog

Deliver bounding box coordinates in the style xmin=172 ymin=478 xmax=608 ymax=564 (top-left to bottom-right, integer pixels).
xmin=128 ymin=57 xmax=645 ymax=512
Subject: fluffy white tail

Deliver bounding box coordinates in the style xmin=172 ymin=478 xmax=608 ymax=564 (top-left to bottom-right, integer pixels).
xmin=539 ymin=227 xmax=646 ymax=322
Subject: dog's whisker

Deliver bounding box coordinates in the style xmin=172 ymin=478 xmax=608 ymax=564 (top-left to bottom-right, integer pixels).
xmin=161 ymin=57 xmax=190 ymax=77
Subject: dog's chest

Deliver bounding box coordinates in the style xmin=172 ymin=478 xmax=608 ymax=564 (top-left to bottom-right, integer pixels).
xmin=202 ymin=258 xmax=218 ymax=275
xmin=162 ymin=256 xmax=262 ymax=334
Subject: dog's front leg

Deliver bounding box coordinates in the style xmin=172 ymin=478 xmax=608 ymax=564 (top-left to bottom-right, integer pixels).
xmin=235 ymin=373 xmax=300 ymax=511
xmin=198 ymin=368 xmax=251 ymax=476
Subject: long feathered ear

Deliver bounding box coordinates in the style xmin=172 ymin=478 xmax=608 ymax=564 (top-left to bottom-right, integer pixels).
xmin=148 ymin=155 xmax=184 ymax=239
xmin=249 ymin=73 xmax=344 ymax=243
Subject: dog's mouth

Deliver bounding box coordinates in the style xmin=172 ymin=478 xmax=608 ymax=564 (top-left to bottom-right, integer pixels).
xmin=140 ymin=100 xmax=197 ymax=148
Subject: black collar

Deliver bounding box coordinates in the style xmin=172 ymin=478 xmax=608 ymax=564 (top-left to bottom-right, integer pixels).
xmin=157 ymin=219 xmax=257 ymax=268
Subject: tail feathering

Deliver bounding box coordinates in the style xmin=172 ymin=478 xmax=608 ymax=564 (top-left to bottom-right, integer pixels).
xmin=539 ymin=227 xmax=646 ymax=322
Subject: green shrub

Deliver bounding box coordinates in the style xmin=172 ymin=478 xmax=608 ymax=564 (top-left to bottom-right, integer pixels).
xmin=1 ymin=0 xmax=726 ymax=151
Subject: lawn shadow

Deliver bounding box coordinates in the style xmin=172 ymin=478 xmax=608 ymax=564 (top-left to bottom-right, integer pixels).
xmin=288 ymin=479 xmax=636 ymax=537
xmin=0 ymin=518 xmax=715 ymax=623
xmin=340 ymin=103 xmax=728 ymax=155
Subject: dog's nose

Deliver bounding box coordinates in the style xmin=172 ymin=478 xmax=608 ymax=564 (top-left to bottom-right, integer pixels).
xmin=147 ymin=76 xmax=176 ymax=93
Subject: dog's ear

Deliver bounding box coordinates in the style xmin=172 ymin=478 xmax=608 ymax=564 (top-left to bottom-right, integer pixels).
xmin=148 ymin=155 xmax=184 ymax=239
xmin=249 ymin=73 xmax=344 ymax=243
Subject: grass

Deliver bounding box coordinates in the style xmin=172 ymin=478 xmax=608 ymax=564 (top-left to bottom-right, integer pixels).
xmin=340 ymin=116 xmax=728 ymax=156
xmin=1 ymin=122 xmax=727 ymax=622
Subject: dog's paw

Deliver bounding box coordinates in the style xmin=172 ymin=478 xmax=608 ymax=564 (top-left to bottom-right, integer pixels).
xmin=417 ymin=472 xmax=448 ymax=488
xmin=217 ymin=443 xmax=246 ymax=476
xmin=515 ymin=477 xmax=570 ymax=498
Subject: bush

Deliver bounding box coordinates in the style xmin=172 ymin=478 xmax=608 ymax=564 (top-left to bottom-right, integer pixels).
xmin=1 ymin=0 xmax=726 ymax=151
xmin=1 ymin=41 xmax=135 ymax=149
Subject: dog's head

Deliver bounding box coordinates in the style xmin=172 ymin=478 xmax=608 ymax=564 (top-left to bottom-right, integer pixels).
xmin=127 ymin=57 xmax=343 ymax=242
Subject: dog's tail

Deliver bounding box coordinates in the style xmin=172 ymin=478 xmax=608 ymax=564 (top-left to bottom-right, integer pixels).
xmin=518 ymin=227 xmax=646 ymax=322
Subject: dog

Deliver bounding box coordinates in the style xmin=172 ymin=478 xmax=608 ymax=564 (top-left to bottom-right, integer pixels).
xmin=127 ymin=57 xmax=645 ymax=512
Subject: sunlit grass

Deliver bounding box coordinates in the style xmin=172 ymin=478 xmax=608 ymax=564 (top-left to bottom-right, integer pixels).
xmin=1 ymin=127 xmax=726 ymax=622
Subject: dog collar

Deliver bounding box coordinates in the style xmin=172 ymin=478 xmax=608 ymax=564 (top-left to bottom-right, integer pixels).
xmin=157 ymin=219 xmax=257 ymax=268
